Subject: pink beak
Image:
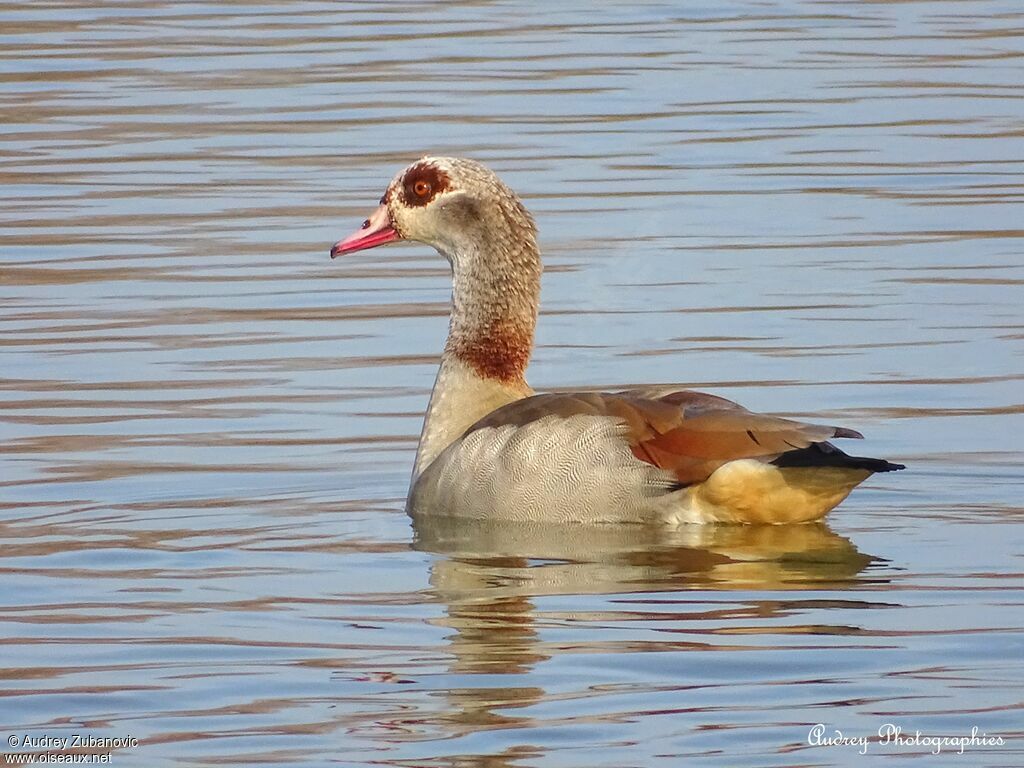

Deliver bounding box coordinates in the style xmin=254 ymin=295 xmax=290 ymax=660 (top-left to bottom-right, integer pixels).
xmin=331 ymin=203 xmax=401 ymax=258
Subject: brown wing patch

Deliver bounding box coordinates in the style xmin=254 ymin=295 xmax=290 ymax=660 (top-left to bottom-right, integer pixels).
xmin=634 ymin=407 xmax=841 ymax=485
xmin=466 ymin=390 xmax=856 ymax=487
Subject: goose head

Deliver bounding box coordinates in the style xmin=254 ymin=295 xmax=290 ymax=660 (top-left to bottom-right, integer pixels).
xmin=331 ymin=157 xmax=542 ymax=388
xmin=331 ymin=156 xmax=538 ymax=272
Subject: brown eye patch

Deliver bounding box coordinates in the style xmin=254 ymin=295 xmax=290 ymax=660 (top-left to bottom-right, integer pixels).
xmin=400 ymin=162 xmax=450 ymax=208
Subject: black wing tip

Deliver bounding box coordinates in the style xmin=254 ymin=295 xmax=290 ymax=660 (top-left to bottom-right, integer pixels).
xmin=874 ymin=460 xmax=906 ymax=473
xmin=773 ymin=442 xmax=906 ymax=473
xmin=829 ymin=428 xmax=906 ymax=471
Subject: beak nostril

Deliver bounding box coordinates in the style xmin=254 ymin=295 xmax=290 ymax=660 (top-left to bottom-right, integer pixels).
xmin=361 ymin=219 xmax=371 ymax=230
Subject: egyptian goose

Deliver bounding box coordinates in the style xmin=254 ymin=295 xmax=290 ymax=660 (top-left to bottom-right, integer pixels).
xmin=331 ymin=157 xmax=904 ymax=524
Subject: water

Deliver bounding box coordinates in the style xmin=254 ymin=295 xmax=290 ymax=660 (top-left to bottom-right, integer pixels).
xmin=1 ymin=1 xmax=1022 ymax=766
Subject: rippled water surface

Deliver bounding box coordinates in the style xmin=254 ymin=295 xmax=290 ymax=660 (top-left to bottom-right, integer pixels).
xmin=2 ymin=1 xmax=1023 ymax=766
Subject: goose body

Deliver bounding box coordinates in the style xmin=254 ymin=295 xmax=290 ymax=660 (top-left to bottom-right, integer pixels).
xmin=332 ymin=157 xmax=903 ymax=524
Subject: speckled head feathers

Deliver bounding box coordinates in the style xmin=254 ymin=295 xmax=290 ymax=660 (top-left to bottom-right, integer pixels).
xmin=380 ymin=157 xmax=537 ymax=263
xmin=332 ymin=156 xmax=542 ymax=385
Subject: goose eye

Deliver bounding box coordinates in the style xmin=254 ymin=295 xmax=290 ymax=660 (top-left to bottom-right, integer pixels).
xmin=400 ymin=162 xmax=450 ymax=207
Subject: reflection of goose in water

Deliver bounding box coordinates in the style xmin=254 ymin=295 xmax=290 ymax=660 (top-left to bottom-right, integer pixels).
xmin=408 ymin=518 xmax=883 ymax=756
xmin=416 ymin=517 xmax=880 ymax=676
xmin=333 ymin=156 xmax=903 ymax=524
xmin=416 ymin=517 xmax=877 ymax=598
